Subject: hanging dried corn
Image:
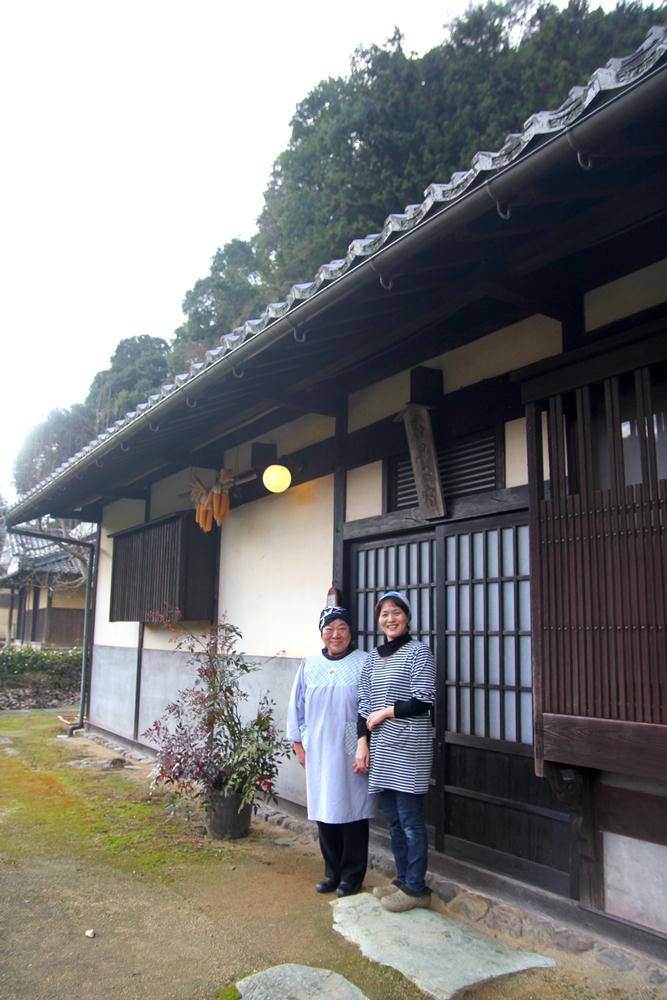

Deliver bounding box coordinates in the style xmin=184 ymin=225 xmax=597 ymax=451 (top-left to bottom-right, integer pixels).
xmin=191 ymin=469 xmax=234 ymax=533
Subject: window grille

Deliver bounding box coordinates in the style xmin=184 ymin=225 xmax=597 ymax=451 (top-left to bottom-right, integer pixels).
xmin=110 ymin=512 xmax=216 ymax=623
xmin=441 ymin=519 xmax=532 ymax=745
xmin=388 ymin=429 xmax=498 ymax=511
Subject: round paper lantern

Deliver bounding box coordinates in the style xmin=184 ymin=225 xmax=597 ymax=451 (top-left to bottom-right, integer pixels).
xmin=262 ymin=464 xmax=292 ymax=493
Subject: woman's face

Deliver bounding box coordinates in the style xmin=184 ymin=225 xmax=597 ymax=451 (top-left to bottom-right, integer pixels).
xmin=321 ymin=618 xmax=352 ymax=657
xmin=378 ymin=599 xmax=409 ymax=641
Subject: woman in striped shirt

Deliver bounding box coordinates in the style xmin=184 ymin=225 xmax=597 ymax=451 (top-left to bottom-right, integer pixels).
xmin=355 ymin=590 xmax=436 ymax=912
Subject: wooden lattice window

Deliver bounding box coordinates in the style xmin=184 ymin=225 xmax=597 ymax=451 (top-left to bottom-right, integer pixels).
xmin=352 ymin=534 xmax=437 ymax=652
xmin=441 ymin=515 xmax=533 ymax=745
xmin=524 ymin=345 xmax=667 ymax=779
xmin=110 ymin=512 xmax=217 ymax=623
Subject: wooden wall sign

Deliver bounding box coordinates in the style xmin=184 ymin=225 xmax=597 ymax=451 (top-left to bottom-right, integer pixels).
xmin=401 ymin=403 xmax=447 ymax=519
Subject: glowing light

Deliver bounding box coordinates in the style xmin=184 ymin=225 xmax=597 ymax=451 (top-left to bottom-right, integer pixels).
xmin=262 ymin=464 xmax=291 ymax=493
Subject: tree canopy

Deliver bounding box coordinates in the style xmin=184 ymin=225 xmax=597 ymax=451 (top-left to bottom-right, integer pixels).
xmin=13 ymin=0 xmax=665 ymax=496
xmin=14 ymin=335 xmax=168 ymax=497
xmin=175 ymin=0 xmax=662 ymax=368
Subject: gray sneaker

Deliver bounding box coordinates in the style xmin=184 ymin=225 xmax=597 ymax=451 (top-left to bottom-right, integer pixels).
xmin=381 ymin=888 xmax=431 ymax=912
xmin=372 ymin=884 xmax=399 ymax=899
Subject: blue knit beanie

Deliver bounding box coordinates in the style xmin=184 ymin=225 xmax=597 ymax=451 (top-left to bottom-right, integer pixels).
xmin=374 ymin=590 xmax=411 ymax=621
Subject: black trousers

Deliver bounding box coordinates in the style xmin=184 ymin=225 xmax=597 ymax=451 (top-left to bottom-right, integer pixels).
xmin=317 ymin=819 xmax=369 ymax=887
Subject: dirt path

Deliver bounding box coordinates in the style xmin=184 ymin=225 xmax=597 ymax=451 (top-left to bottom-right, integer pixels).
xmin=0 ymin=715 xmax=663 ymax=1000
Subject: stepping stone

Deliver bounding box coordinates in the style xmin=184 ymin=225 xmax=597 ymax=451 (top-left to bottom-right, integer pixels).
xmin=236 ymin=963 xmax=368 ymax=998
xmin=333 ymin=893 xmax=554 ymax=1000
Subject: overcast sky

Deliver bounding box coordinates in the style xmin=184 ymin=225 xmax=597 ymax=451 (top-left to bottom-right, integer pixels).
xmin=0 ymin=0 xmax=623 ymax=505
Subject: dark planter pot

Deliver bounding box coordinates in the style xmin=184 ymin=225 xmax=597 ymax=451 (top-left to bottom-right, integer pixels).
xmin=205 ymin=788 xmax=252 ymax=839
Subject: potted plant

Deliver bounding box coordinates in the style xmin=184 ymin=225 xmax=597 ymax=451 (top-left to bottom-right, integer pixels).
xmin=143 ymin=617 xmax=289 ymax=839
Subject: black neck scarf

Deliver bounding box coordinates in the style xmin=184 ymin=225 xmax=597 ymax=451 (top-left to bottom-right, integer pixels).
xmin=377 ymin=632 xmax=412 ymax=658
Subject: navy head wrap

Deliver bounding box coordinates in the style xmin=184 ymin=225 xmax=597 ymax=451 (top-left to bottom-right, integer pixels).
xmin=319 ymin=606 xmax=352 ymax=632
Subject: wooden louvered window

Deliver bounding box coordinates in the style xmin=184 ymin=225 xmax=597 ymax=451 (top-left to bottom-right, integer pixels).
xmin=388 ymin=428 xmax=499 ymax=512
xmin=524 ymin=345 xmax=667 ymax=779
xmin=109 ymin=512 xmax=217 ymax=623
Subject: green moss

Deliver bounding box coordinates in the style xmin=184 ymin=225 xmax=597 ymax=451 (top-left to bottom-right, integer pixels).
xmin=0 ymin=709 xmax=231 ymax=877
xmin=215 ymin=984 xmax=241 ymax=1000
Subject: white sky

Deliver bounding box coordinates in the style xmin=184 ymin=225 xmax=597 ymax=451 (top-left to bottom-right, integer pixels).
xmin=0 ymin=0 xmax=626 ymax=505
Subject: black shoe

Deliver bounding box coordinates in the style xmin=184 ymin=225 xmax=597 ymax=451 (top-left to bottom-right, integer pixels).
xmin=316 ymin=877 xmax=339 ymax=893
xmin=335 ymin=882 xmax=361 ymax=897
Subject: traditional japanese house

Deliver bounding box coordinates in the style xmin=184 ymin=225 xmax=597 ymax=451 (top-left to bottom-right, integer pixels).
xmin=0 ymin=533 xmax=87 ymax=647
xmin=7 ymin=27 xmax=666 ymax=957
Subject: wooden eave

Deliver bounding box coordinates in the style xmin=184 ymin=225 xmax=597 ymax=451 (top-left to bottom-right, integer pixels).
xmin=8 ymin=77 xmax=667 ymax=526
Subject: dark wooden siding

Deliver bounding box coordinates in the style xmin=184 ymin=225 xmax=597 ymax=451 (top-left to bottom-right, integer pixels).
xmin=525 ymin=349 xmax=667 ymax=778
xmin=110 ymin=512 xmax=217 ymax=623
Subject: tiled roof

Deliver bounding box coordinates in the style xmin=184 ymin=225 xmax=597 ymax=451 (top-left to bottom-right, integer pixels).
xmin=14 ymin=25 xmax=667 ymax=509
xmin=0 ymin=535 xmax=85 ymax=582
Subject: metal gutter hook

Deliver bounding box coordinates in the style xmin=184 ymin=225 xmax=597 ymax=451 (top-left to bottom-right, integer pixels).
xmin=292 ymin=327 xmax=307 ymax=344
xmin=496 ymin=201 xmax=512 ymax=221
xmin=577 ymin=150 xmax=593 ymax=171
xmin=565 ymin=127 xmax=593 ymax=171
xmin=149 ymin=422 xmax=160 ymax=433
xmin=185 ymin=396 xmax=197 ymax=409
xmin=369 ymin=258 xmax=394 ymax=291
xmin=233 ymin=366 xmax=245 ymax=379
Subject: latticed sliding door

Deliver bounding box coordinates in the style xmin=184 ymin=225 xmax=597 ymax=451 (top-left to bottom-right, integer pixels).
xmin=435 ymin=513 xmax=572 ymax=894
xmin=349 ymin=517 xmax=573 ymax=896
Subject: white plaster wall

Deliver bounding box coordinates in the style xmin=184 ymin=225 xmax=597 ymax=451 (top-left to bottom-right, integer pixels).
xmin=94 ymin=499 xmax=145 ymax=648
xmin=346 ymin=462 xmax=383 ymax=521
xmin=348 ymin=316 xmax=562 ymax=432
xmin=219 ymin=475 xmax=333 ymax=658
xmin=505 ymin=418 xmax=528 ymax=488
xmin=143 ymin=620 xmax=213 ymax=652
xmin=150 ymin=466 xmax=217 ymax=520
xmin=604 ymin=832 xmax=667 ymax=934
xmin=429 ymin=315 xmax=562 ymax=394
xmin=225 ymin=413 xmax=335 ymax=475
xmin=585 ymin=258 xmax=667 ymax=332
xmin=348 ymin=371 xmax=410 ymax=433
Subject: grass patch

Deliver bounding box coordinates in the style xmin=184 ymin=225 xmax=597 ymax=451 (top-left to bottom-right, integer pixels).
xmin=0 ymin=708 xmax=232 ymax=878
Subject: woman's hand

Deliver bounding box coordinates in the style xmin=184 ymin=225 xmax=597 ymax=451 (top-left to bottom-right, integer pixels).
xmin=353 ymin=738 xmax=369 ymax=774
xmin=293 ymin=741 xmax=306 ymax=768
xmin=366 ymin=706 xmax=394 ymax=731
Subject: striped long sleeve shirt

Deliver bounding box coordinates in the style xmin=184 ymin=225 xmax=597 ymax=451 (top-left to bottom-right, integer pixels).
xmin=359 ymin=640 xmax=436 ymax=795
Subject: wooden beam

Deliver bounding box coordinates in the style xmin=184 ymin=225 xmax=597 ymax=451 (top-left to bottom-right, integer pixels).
xmin=332 ymin=404 xmax=347 ymax=599
xmin=542 ymin=714 xmax=667 ymax=780
xmin=507 ymin=170 xmax=667 ymax=277
xmin=596 ymin=783 xmax=667 ymax=848
xmin=288 ymin=282 xmax=486 ymax=394
xmin=265 ymin=390 xmax=338 ymax=418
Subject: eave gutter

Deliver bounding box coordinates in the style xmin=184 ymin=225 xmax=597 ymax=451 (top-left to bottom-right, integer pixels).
xmin=7 ymin=59 xmax=667 ymax=528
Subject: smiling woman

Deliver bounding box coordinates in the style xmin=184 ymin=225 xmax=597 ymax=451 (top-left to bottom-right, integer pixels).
xmin=286 ymin=604 xmax=375 ymax=897
xmin=356 ymin=591 xmax=436 ymax=912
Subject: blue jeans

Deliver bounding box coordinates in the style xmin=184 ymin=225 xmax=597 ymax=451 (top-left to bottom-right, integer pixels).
xmin=380 ymin=790 xmax=429 ymax=895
